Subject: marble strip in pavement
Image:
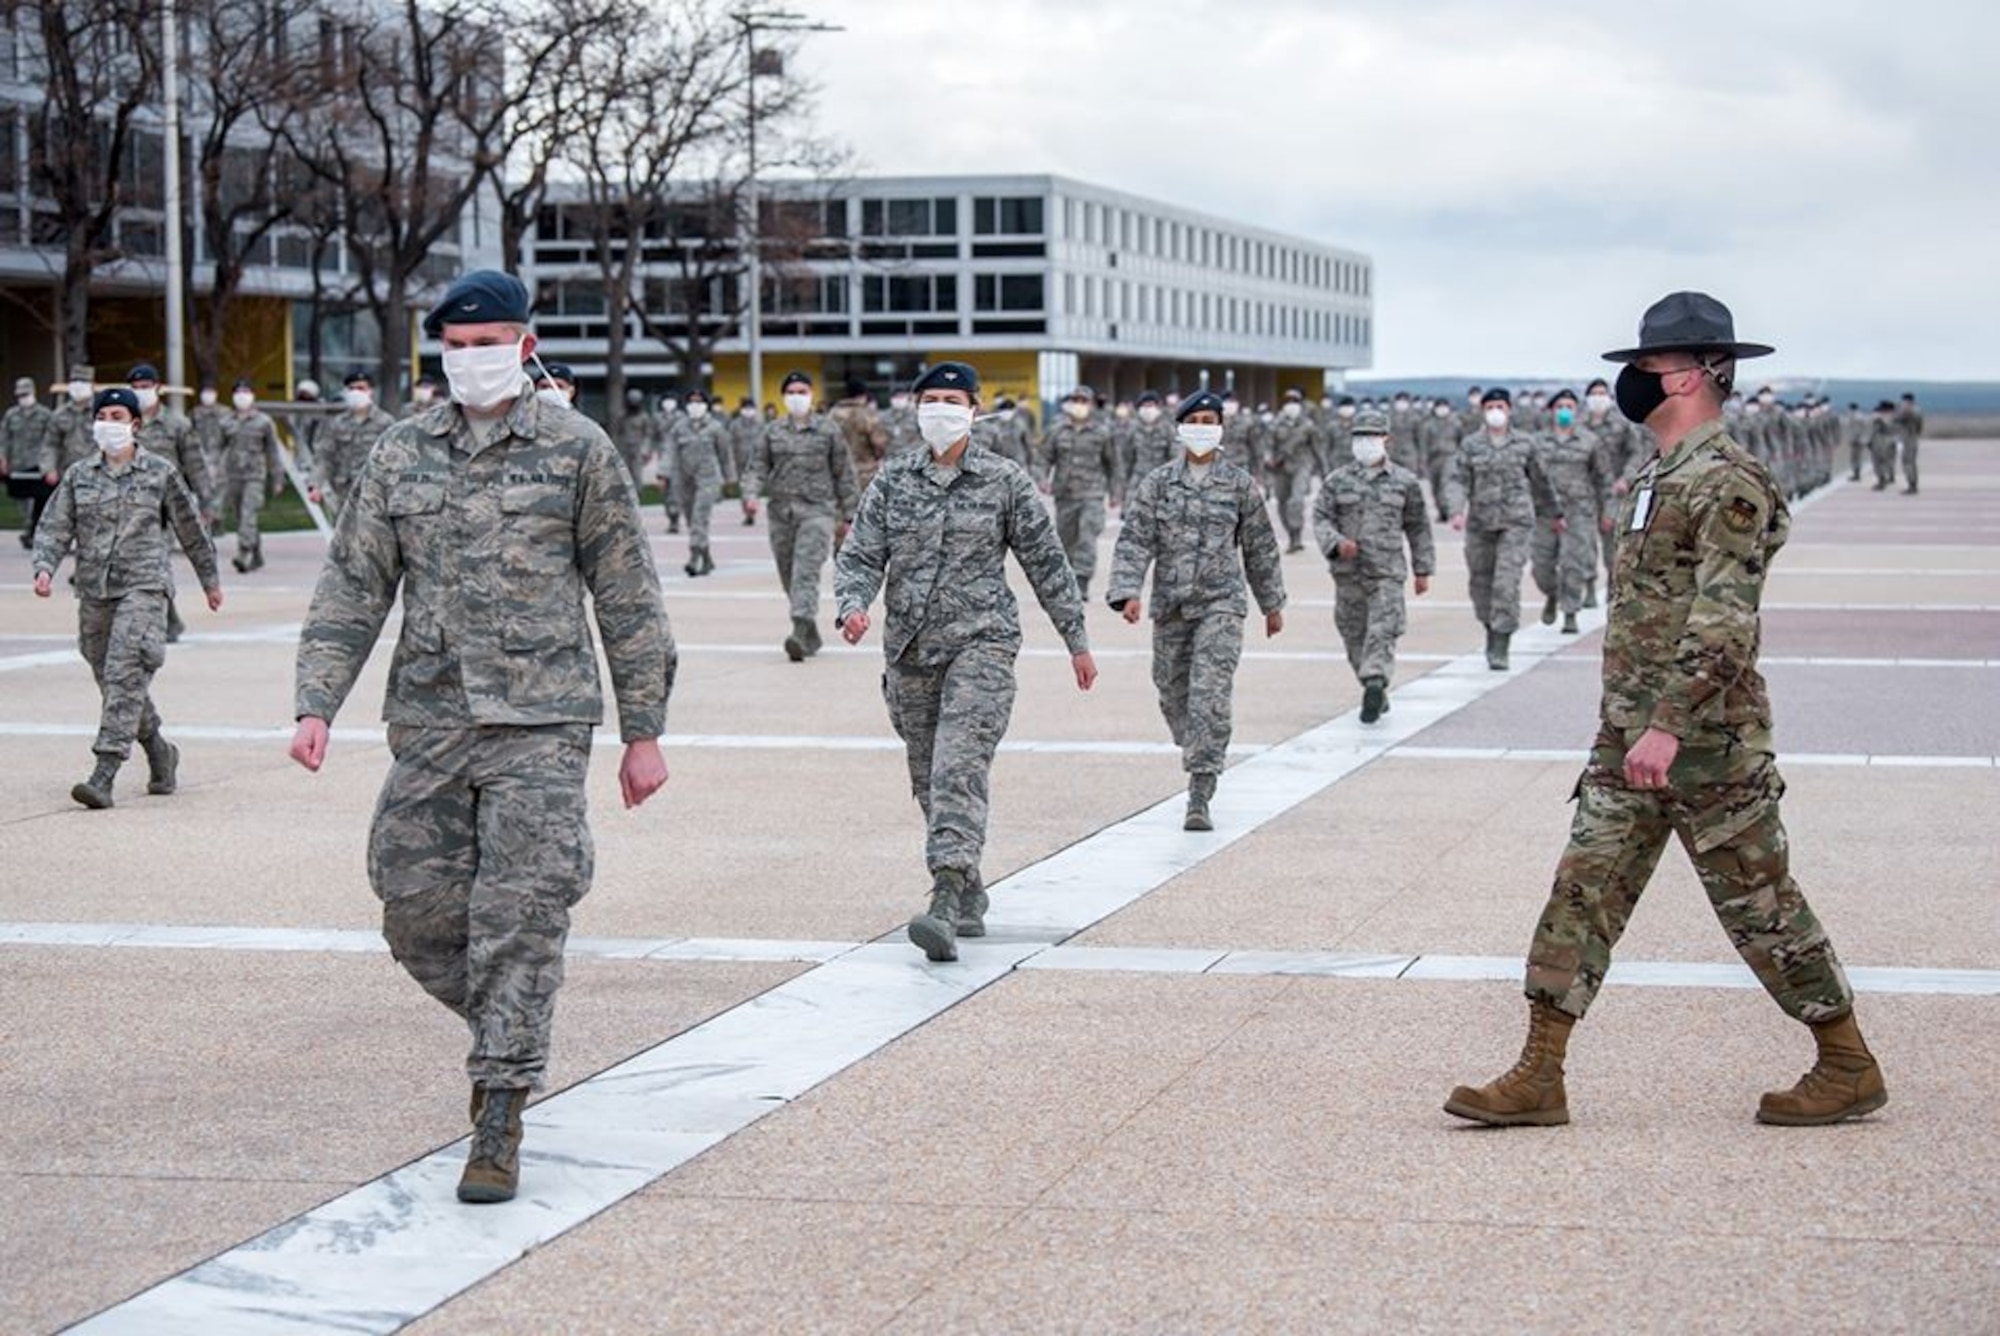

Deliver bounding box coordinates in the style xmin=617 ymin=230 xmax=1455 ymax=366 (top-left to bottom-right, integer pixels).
xmin=0 ymin=922 xmax=855 ymax=964
xmin=1390 ymin=745 xmax=1999 ymax=768
xmin=68 ymin=604 xmax=1610 ymax=1334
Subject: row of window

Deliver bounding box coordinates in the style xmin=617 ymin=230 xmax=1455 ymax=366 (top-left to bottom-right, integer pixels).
xmin=1061 ymin=272 xmax=1364 ymax=346
xmin=1061 ymin=195 xmax=1366 ymax=295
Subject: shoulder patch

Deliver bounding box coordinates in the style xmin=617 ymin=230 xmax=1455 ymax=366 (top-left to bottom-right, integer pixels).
xmin=1722 ymin=495 xmax=1760 ymax=534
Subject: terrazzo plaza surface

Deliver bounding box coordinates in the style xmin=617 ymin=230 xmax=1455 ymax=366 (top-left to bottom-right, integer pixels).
xmin=2 ymin=444 xmax=1995 ymax=1332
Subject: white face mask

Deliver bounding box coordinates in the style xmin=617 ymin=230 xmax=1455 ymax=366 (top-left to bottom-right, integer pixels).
xmin=917 ymin=401 xmax=974 ymax=454
xmin=659 ymin=399 xmax=680 ymax=415
xmin=783 ymin=392 xmax=812 ymax=417
xmin=535 ymin=387 xmax=570 ymax=410
xmin=890 ymin=395 xmax=911 ymax=411
xmin=1281 ymin=402 xmax=1302 ymax=420
xmin=1336 ymin=405 xmax=1355 ymax=420
xmin=1178 ymin=423 xmax=1222 ymax=457
xmin=1585 ymin=393 xmax=1612 ymax=414
xmin=134 ymin=386 xmax=159 ymax=413
xmin=345 ymin=388 xmax=373 ymax=410
xmin=1222 ymin=401 xmax=1239 ymax=418
xmin=412 ymin=386 xmax=435 ymax=407
xmin=1434 ymin=405 xmax=1451 ymax=417
xmin=232 ymin=391 xmax=256 ymax=411
xmin=1137 ymin=405 xmax=1161 ymax=424
xmin=15 ymin=393 xmax=33 ymax=408
xmin=93 ymin=420 xmax=135 ymax=453
xmin=686 ymin=400 xmax=709 ymax=419
xmin=1352 ymin=437 xmax=1388 ymax=467
xmin=1483 ymin=406 xmax=1509 ymax=430
xmin=999 ymin=408 xmax=1016 ymax=422
xmin=1393 ymin=399 xmax=1410 ymax=412
xmin=442 ymin=341 xmax=527 ymax=410
xmin=1064 ymin=400 xmax=1090 ymax=420
xmin=68 ymin=381 xmax=92 ymax=403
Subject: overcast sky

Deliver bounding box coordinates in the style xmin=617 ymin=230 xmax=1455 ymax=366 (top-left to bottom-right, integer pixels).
xmin=795 ymin=0 xmax=1996 ymax=381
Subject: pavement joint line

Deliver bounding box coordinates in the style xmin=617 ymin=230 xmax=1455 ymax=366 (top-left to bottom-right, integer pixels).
xmin=67 ymin=599 xmax=1611 ymax=1334
xmin=1388 ymin=746 xmax=2000 ymax=769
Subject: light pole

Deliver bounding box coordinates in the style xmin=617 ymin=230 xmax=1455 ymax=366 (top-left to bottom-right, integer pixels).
xmin=161 ymin=0 xmax=186 ymax=397
xmin=732 ymin=8 xmax=838 ymax=411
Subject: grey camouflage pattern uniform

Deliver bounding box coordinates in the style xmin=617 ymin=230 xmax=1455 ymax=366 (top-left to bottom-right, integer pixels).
xmin=970 ymin=411 xmax=1033 ymax=470
xmin=1262 ymin=409 xmax=1324 ymax=546
xmin=219 ymin=409 xmax=282 ymax=556
xmin=835 ymin=444 xmax=1087 ymax=876
xmin=613 ymin=406 xmax=658 ymax=489
xmin=312 ymin=406 xmax=396 ymax=521
xmin=1444 ymin=428 xmax=1558 ymax=635
xmin=293 ymin=389 xmax=674 ymax=1089
xmin=744 ymin=413 xmax=859 ymax=625
xmin=1420 ymin=409 xmax=1461 ymax=520
xmin=671 ymin=413 xmax=734 ymax=549
xmin=1313 ymin=459 xmax=1434 ymax=683
xmin=1525 ymin=417 xmax=1852 ymax=1023
xmin=1530 ymin=426 xmax=1607 ymax=616
xmin=1106 ymin=458 xmax=1285 ymax=774
xmin=1043 ymin=412 xmax=1121 ymax=589
xmin=33 ymin=451 xmax=220 ymax=761
xmin=1118 ymin=414 xmax=1177 ymax=503
xmin=43 ymin=401 xmax=95 ymax=477
xmin=137 ymin=410 xmax=214 ymax=517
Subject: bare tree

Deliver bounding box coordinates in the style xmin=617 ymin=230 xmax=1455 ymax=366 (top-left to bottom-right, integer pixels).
xmin=494 ymin=0 xmax=615 ymax=275
xmin=26 ymin=0 xmax=161 ymax=366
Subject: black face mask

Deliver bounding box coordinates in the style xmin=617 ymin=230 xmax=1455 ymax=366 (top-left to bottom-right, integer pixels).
xmin=1614 ymin=364 xmax=1668 ymax=424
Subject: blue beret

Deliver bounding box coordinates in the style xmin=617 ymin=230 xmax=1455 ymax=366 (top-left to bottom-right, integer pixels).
xmin=781 ymin=369 xmax=813 ymax=391
xmin=1549 ymin=387 xmax=1578 ymax=406
xmin=343 ymin=368 xmax=372 ymax=387
xmin=127 ymin=363 xmax=161 ymax=384
xmin=1175 ymin=390 xmax=1226 ymax=422
xmin=685 ymin=388 xmax=709 ymax=405
xmin=1135 ymin=389 xmax=1161 ymax=406
xmin=1480 ymin=387 xmax=1512 ymax=406
xmin=94 ymin=387 xmax=141 ymax=415
xmin=233 ymin=377 xmax=255 ymax=391
xmin=911 ymin=361 xmax=979 ymax=396
xmin=540 ymin=362 xmax=575 ymax=383
xmin=423 ymin=269 xmax=531 ymax=337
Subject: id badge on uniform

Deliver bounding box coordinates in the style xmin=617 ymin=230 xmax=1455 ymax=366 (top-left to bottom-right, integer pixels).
xmin=1629 ymin=487 xmax=1655 ymax=532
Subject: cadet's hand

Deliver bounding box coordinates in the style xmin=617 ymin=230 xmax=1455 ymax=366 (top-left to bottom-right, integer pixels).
xmin=1449 ymin=513 xmax=1467 ymax=533
xmin=743 ymin=498 xmax=759 ymax=518
xmin=290 ymin=716 xmax=329 ymax=772
xmin=1121 ymin=600 xmax=1142 ymax=624
xmin=1413 ymin=574 xmax=1431 ymax=596
xmin=206 ymin=587 xmax=224 ymax=612
xmin=1612 ymin=479 xmax=1631 ymax=497
xmin=43 ymin=471 xmax=58 ymax=486
xmin=841 ymin=610 xmax=871 ymax=645
xmin=1600 ymin=515 xmax=1615 ymax=534
xmin=835 ymin=520 xmax=849 ymax=548
xmin=307 ymin=486 xmax=321 ymax=504
xmin=619 ymin=738 xmax=668 ymax=810
xmin=1337 ymin=539 xmax=1359 ymax=560
xmin=1264 ymin=609 xmax=1284 ymax=638
xmin=1623 ymin=726 xmax=1679 ymax=791
xmin=1551 ymin=517 xmax=1567 ymax=535
xmin=1072 ymin=652 xmax=1097 ymax=691
xmin=1038 ymin=481 xmax=1051 ymax=496
xmin=33 ymin=571 xmax=52 ymax=598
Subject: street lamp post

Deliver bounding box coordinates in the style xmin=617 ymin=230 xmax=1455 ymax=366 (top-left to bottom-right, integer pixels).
xmin=161 ymin=1 xmax=186 ymax=397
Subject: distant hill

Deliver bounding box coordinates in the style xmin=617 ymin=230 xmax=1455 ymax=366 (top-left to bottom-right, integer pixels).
xmin=1347 ymin=376 xmax=2000 ymax=414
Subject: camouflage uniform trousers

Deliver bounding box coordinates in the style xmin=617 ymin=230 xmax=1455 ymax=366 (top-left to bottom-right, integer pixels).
xmin=1151 ymin=610 xmax=1243 ymax=775
xmin=767 ymin=499 xmax=837 ymax=624
xmin=221 ymin=464 xmax=266 ymax=554
xmin=78 ymin=592 xmax=168 ymax=760
xmin=676 ymin=467 xmax=721 ymax=550
xmin=1530 ymin=512 xmax=1599 ymax=615
xmin=1463 ymin=523 xmax=1532 ymax=634
xmin=1333 ymin=574 xmax=1407 ymax=683
xmin=1266 ymin=466 xmax=1310 ymax=545
xmin=1054 ymin=497 xmax=1107 ymax=585
xmin=882 ymin=643 xmax=1017 ymax=874
xmin=1524 ymin=727 xmax=1853 ymax=1024
xmin=368 ymin=724 xmax=595 ymax=1089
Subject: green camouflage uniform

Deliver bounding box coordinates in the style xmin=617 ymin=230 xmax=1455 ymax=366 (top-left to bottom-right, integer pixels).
xmin=835 ymin=444 xmax=1087 ymax=877
xmin=1314 ymin=458 xmax=1434 ymax=683
xmin=312 ymin=406 xmax=396 ymax=521
xmin=829 ymin=398 xmax=890 ymax=494
xmin=1524 ymin=417 xmax=1852 ymax=1023
xmin=33 ymin=451 xmax=219 ymax=762
xmin=293 ymin=390 xmax=674 ymax=1089
xmin=672 ymin=412 xmax=734 ymax=550
xmin=1444 ymin=428 xmax=1558 ymax=635
xmin=745 ymin=413 xmax=858 ymax=626
xmin=1531 ymin=426 xmax=1607 ymax=616
xmin=1043 ymin=412 xmax=1121 ymax=592
xmin=1107 ymin=457 xmax=1286 ymax=775
xmin=1262 ymin=408 xmax=1324 ymax=547
xmin=219 ymin=408 xmax=281 ymax=559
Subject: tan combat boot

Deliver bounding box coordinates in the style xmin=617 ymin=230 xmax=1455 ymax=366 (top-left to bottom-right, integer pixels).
xmin=908 ymin=868 xmax=965 ymax=963
xmin=1755 ymin=1011 xmax=1887 ymax=1126
xmin=457 ymin=1085 xmax=527 ymax=1204
xmin=1444 ymin=1000 xmax=1575 ymax=1127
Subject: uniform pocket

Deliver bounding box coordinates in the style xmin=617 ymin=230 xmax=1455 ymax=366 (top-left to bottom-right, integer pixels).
xmin=387 ymin=483 xmax=445 ymax=517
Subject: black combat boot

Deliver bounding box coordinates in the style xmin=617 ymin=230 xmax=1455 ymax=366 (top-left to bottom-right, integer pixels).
xmin=956 ymin=870 xmax=989 ymax=938
xmin=802 ymin=618 xmax=823 ymax=657
xmin=457 ymin=1085 xmax=528 ymax=1203
xmin=908 ymin=869 xmax=966 ymax=962
xmin=1561 ymin=612 xmax=1579 ymax=635
xmin=666 ymin=515 xmax=681 ymax=534
xmin=1486 ymin=630 xmax=1511 ymax=671
xmin=143 ymin=734 xmax=180 ymax=795
xmin=1541 ymin=594 xmax=1557 ymax=625
xmin=71 ymin=755 xmax=120 ymax=809
xmin=1582 ymin=578 xmax=1598 ymax=609
xmin=1184 ymin=772 xmax=1218 ymax=831
xmin=697 ymin=546 xmax=715 ymax=575
xmin=684 ymin=551 xmax=700 ymax=577
xmin=1360 ymin=676 xmax=1388 ymax=724
xmin=784 ymin=618 xmax=812 ymax=662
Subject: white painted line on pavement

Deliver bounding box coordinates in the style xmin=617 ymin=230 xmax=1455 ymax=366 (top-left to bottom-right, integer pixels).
xmin=1390 ymin=746 xmax=2000 ymax=769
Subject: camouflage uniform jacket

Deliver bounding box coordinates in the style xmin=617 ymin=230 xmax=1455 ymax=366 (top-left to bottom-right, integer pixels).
xmin=614 ymin=408 xmax=660 ymax=462
xmin=219 ymin=410 xmax=282 ymax=479
xmin=1121 ymin=415 xmax=1178 ymax=498
xmin=1534 ymin=427 xmax=1608 ymax=516
xmin=294 ymin=392 xmax=675 ymax=741
xmin=970 ymin=413 xmax=1032 ymax=470
xmin=1583 ymin=411 xmax=1636 ymax=494
xmin=2 ymin=400 xmax=52 ymax=475
xmin=671 ymin=414 xmax=733 ymax=489
xmin=136 ymin=409 xmax=214 ymax=511
xmin=1220 ymin=413 xmax=1263 ymax=473
xmin=828 ymin=399 xmax=890 ymax=492
xmin=1897 ymin=405 xmax=1924 ymax=440
xmin=1387 ymin=408 xmax=1425 ymax=473
xmin=1313 ymin=461 xmax=1435 ymax=583
xmin=1420 ymin=411 xmax=1460 ymax=468
xmin=44 ymin=402 xmax=95 ymax=476
xmin=1445 ymin=429 xmax=1559 ymax=528
xmin=192 ymin=403 xmax=227 ymax=455
xmin=312 ymin=406 xmax=396 ymax=500
xmin=744 ymin=414 xmax=858 ymax=519
xmin=33 ymin=451 xmax=220 ymax=597
xmin=1106 ymin=458 xmax=1286 ymax=621
xmin=881 ymin=404 xmax=923 ymax=458
xmin=1264 ymin=412 xmax=1323 ymax=476
xmin=1605 ymin=417 xmax=1785 ymax=750
xmin=835 ymin=444 xmax=1088 ymax=668
xmin=1044 ymin=415 xmax=1121 ymax=501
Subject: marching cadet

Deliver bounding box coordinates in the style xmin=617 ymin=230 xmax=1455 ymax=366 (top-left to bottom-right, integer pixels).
xmin=828 ymin=376 xmax=890 ymax=493
xmin=834 ymin=362 xmax=1095 ymax=962
xmin=728 ymin=396 xmax=761 ymax=526
xmin=1313 ymin=408 xmax=1434 ymax=724
xmin=1866 ymin=400 xmax=1901 ymax=490
xmin=1264 ymin=388 xmax=1324 ymax=553
xmin=1844 ymin=401 xmax=1869 ymax=481
xmin=309 ymin=369 xmax=396 ymax=522
xmin=742 ymin=370 xmax=858 ymax=661
xmin=1386 ymin=391 xmax=1425 ymax=477
xmin=1446 ymin=292 xmax=1884 ymax=1131
xmin=971 ymin=396 xmax=1034 ymax=470
xmin=1042 ymin=384 xmax=1121 ymax=601
xmin=218 ymin=378 xmax=283 ymax=572
xmin=674 ymin=388 xmax=734 ymax=577
xmin=1581 ymin=376 xmax=1635 ymax=597
xmin=1325 ymin=395 xmax=1358 ymax=475
xmin=1419 ymin=396 xmax=1459 ymax=522
xmin=32 ymin=386 xmax=223 ymax=808
xmin=1896 ymin=392 xmax=1924 ymax=494
xmin=1118 ymin=390 xmax=1177 ymax=500
xmin=3 ymin=374 xmax=54 ymax=546
xmin=1529 ymin=388 xmax=1607 ymax=635
xmin=882 ymin=386 xmax=922 ymax=459
xmin=532 ymin=361 xmax=580 ymax=411
xmin=43 ymin=366 xmax=98 ymax=483
xmin=288 ymin=270 xmax=674 ymax=1204
xmin=1445 ymin=388 xmax=1558 ymax=670
xmin=1107 ymin=390 xmax=1286 ymax=828
xmin=1219 ymin=392 xmax=1262 ymax=482
xmin=613 ymin=387 xmax=658 ymax=491
xmin=130 ymin=362 xmax=215 ymax=643
xmin=402 ymin=373 xmax=440 ymax=419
